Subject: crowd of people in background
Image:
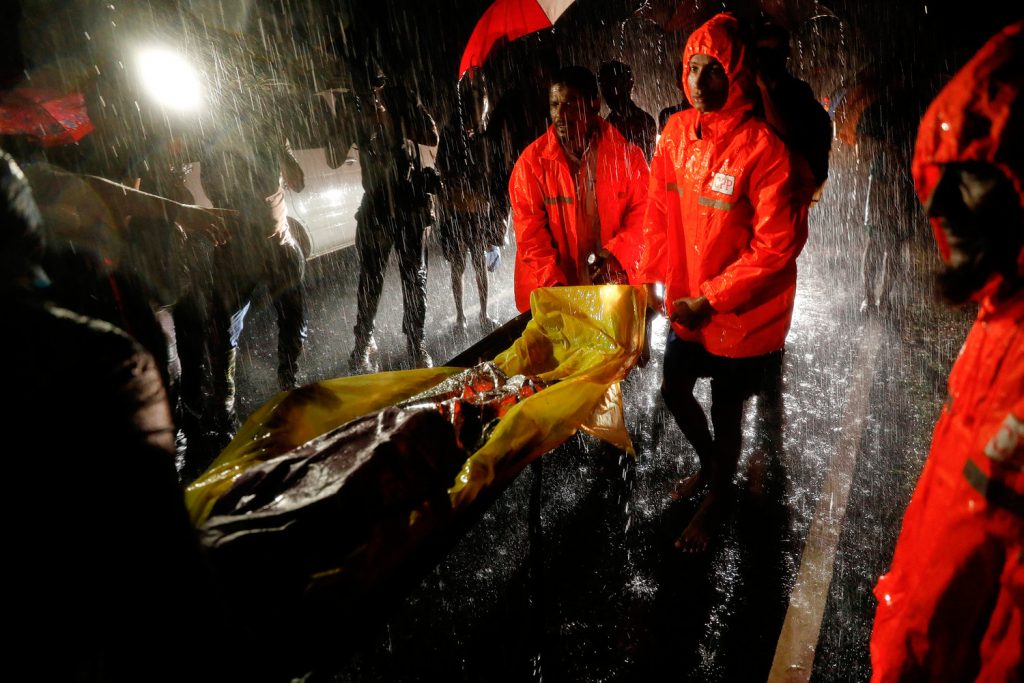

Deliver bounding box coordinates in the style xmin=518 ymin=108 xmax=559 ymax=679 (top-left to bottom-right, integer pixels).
xmin=0 ymin=7 xmax=841 ymax=478
xmin=1 ymin=3 xmax=1020 ymax=680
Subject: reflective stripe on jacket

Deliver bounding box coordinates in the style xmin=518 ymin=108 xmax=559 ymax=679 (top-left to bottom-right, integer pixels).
xmin=509 ymin=118 xmax=649 ymax=312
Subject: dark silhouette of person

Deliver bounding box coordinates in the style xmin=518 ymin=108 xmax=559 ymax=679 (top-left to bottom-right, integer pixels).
xmin=753 ymin=21 xmax=833 ymax=194
xmin=435 ymin=69 xmax=506 ymax=339
xmin=854 ymin=100 xmax=917 ymax=314
xmin=0 ymin=150 xmax=227 ymax=681
xmin=599 ymin=60 xmax=657 ymax=161
xmin=348 ymin=72 xmax=439 ymax=373
xmin=658 ymin=60 xmax=692 ymax=132
xmin=192 ymin=121 xmax=308 ymax=465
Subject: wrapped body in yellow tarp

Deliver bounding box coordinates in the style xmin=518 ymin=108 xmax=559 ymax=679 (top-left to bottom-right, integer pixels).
xmin=185 ymin=285 xmax=646 ymax=650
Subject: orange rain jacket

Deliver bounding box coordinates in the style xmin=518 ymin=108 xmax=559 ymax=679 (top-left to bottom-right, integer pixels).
xmin=509 ymin=117 xmax=649 ymax=312
xmin=635 ymin=13 xmax=809 ymax=358
xmin=871 ymin=21 xmax=1024 ymax=683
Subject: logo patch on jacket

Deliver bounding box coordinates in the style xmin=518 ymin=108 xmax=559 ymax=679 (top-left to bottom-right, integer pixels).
xmin=984 ymin=412 xmax=1024 ymax=470
xmin=710 ymin=172 xmax=736 ymax=196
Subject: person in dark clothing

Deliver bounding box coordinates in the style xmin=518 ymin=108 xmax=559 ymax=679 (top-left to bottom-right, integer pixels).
xmin=0 ymin=151 xmax=226 ymax=682
xmin=435 ymin=70 xmax=506 ymax=339
xmin=195 ymin=128 xmax=308 ymax=459
xmin=658 ymin=60 xmax=692 ymax=132
xmin=855 ymin=100 xmax=917 ymax=314
xmin=598 ymin=60 xmax=657 ymax=161
xmin=15 ymin=154 xmax=232 ymax=478
xmin=753 ymin=21 xmax=833 ymax=194
xmin=347 ymin=73 xmax=439 ymax=373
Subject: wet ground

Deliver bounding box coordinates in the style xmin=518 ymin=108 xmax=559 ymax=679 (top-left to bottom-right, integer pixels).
xmin=230 ymin=154 xmax=972 ymax=681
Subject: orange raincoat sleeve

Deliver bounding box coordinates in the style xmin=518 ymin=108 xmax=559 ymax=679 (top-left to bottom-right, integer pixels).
xmin=510 ymin=151 xmax=570 ymax=311
xmin=602 ymin=142 xmax=651 ymax=281
xmin=635 ymin=131 xmax=672 ymax=285
xmin=699 ymin=139 xmax=808 ymax=313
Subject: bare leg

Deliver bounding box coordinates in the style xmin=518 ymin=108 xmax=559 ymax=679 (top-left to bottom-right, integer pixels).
xmin=469 ymin=244 xmax=495 ymax=332
xmin=861 ymin=231 xmax=881 ymax=313
xmin=675 ymin=379 xmax=745 ymax=553
xmin=450 ymin=249 xmax=467 ymax=330
xmin=749 ymin=353 xmax=785 ymax=497
xmin=878 ymin=243 xmax=899 ymax=313
xmin=450 ymin=246 xmax=468 ymax=339
xmin=661 ymin=382 xmax=714 ymax=501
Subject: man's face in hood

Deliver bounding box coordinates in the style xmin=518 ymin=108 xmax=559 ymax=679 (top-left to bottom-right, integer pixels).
xmin=550 ymin=83 xmax=599 ymax=152
xmin=925 ymin=161 xmax=1024 ymax=303
xmin=687 ymin=54 xmax=729 ymax=113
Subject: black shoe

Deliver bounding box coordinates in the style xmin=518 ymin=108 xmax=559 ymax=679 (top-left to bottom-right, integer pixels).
xmin=407 ymin=338 xmax=433 ymax=369
xmin=349 ymin=334 xmax=379 ymax=373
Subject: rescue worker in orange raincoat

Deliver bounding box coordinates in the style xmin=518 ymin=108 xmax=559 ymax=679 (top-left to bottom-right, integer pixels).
xmin=509 ymin=66 xmax=649 ymax=312
xmin=870 ymin=21 xmax=1024 ymax=681
xmin=636 ymin=13 xmax=810 ymax=552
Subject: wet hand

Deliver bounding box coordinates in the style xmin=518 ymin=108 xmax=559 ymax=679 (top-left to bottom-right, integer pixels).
xmin=669 ymin=296 xmax=713 ymax=329
xmin=599 ymin=251 xmax=628 ymax=285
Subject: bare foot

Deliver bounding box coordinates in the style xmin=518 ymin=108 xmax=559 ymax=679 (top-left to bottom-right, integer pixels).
xmin=670 ymin=473 xmax=703 ymax=501
xmin=745 ymin=450 xmax=768 ymax=498
xmin=674 ymin=493 xmax=724 ymax=553
xmin=479 ymin=315 xmax=498 ymax=334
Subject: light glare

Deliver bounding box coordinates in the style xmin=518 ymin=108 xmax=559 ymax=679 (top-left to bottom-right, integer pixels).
xmin=136 ymin=47 xmax=202 ymax=112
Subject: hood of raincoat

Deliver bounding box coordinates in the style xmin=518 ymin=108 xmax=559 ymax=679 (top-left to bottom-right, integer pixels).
xmin=913 ymin=21 xmax=1024 ymax=267
xmin=681 ymin=13 xmax=757 ymax=121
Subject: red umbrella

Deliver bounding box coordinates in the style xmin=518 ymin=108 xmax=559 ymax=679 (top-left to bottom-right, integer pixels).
xmin=0 ymin=86 xmax=94 ymax=148
xmin=458 ymin=0 xmax=576 ymax=77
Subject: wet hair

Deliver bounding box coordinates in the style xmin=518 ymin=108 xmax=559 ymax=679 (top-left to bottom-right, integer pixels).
xmin=598 ymin=60 xmax=633 ymax=83
xmin=0 ymin=150 xmax=44 ymax=284
xmin=755 ymin=22 xmax=790 ymax=52
xmin=550 ymin=66 xmax=599 ymax=101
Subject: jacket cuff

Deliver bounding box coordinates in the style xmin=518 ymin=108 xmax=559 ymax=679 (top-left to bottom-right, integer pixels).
xmin=699 ymin=280 xmax=724 ymax=311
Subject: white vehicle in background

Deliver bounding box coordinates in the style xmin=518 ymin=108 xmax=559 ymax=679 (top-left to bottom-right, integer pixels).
xmin=183 ymin=142 xmax=438 ymax=261
xmin=181 ymin=146 xmax=361 ymax=261
xmin=284 ymin=142 xmax=439 ymax=260
xmin=283 ymin=146 xmax=363 ymax=259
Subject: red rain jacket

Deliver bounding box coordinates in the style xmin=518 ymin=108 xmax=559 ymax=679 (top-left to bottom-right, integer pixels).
xmin=871 ymin=21 xmax=1024 ymax=683
xmin=635 ymin=13 xmax=809 ymax=358
xmin=509 ymin=117 xmax=649 ymax=312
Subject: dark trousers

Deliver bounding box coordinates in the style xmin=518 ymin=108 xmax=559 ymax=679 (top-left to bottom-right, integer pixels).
xmin=207 ymin=228 xmax=307 ymax=424
xmin=660 ymin=331 xmax=783 ymax=493
xmin=353 ymin=202 xmax=428 ymax=344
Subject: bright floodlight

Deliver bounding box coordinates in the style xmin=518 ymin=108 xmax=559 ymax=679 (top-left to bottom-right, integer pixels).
xmin=136 ymin=47 xmax=202 ymax=112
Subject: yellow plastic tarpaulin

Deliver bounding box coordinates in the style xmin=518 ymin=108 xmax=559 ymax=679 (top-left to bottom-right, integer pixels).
xmin=450 ymin=284 xmax=646 ymax=506
xmin=185 ymin=367 xmax=463 ymax=525
xmin=185 ymin=284 xmax=646 ymax=524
